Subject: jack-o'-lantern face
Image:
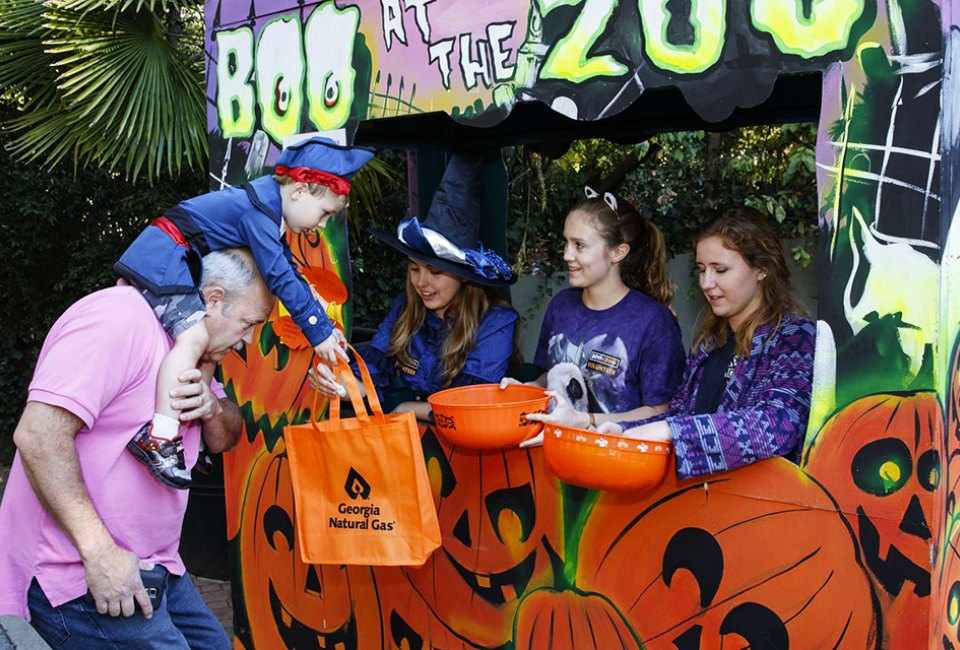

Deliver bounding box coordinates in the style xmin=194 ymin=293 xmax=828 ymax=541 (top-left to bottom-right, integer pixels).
xmin=804 ymin=390 xmax=939 ymax=647
xmin=221 ymin=302 xmax=325 ymax=539
xmin=400 ymin=426 xmax=559 ymax=647
xmin=220 ymin=229 xmax=345 ymax=450
xmin=933 ymin=339 xmax=960 ymax=648
xmin=941 ymin=579 xmax=960 ymax=650
xmin=935 ymin=479 xmax=960 ymax=650
xmin=239 ymin=441 xmax=381 ymax=648
xmin=222 ymin=230 xmax=346 ymax=534
xmin=222 ymin=313 xmax=318 ymax=446
xmin=370 ymin=566 xmax=475 ymax=650
xmin=576 ymin=459 xmax=879 ymax=648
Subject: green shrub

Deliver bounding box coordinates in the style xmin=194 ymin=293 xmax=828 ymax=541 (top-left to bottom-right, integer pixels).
xmin=0 ymin=109 xmax=205 ymax=461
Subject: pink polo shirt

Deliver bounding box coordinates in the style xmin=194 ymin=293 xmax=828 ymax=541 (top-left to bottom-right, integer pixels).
xmin=0 ymin=286 xmax=224 ymax=619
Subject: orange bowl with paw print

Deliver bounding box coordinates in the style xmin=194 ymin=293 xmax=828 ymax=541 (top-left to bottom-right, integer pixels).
xmin=542 ymin=423 xmax=672 ymax=491
xmin=427 ymin=384 xmax=551 ymax=449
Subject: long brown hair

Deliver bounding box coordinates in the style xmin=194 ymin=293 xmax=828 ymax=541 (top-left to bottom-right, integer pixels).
xmin=388 ymin=272 xmax=521 ymax=388
xmin=693 ymin=206 xmax=808 ymax=356
xmin=570 ymin=193 xmax=675 ymax=308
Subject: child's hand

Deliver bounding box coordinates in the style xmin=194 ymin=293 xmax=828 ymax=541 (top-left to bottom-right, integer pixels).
xmin=314 ymin=331 xmax=349 ymax=365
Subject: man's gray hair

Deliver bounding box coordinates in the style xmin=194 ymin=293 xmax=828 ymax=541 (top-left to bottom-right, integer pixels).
xmin=200 ymin=249 xmax=259 ymax=296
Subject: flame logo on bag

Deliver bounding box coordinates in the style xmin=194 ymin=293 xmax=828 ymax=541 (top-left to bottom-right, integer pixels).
xmin=344 ymin=467 xmax=372 ymax=500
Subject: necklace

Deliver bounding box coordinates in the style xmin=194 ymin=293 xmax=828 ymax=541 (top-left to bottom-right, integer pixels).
xmin=724 ymin=356 xmax=739 ymax=382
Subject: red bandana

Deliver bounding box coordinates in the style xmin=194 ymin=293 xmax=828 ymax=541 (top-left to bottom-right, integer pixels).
xmin=274 ymin=165 xmax=351 ymax=195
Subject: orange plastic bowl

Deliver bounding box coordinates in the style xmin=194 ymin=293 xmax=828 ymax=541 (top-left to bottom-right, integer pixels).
xmin=427 ymin=384 xmax=551 ymax=449
xmin=542 ymin=423 xmax=672 ymax=492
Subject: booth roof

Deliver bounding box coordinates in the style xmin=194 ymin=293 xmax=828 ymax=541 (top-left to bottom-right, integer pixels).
xmin=354 ymin=73 xmax=821 ymax=150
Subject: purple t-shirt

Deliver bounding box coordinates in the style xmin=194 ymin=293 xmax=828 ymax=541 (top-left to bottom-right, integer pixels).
xmin=534 ymin=288 xmax=685 ymax=414
xmin=0 ymin=286 xmax=224 ymax=619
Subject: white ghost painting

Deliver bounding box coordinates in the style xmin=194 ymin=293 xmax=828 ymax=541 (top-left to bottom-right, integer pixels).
xmin=843 ymin=206 xmax=938 ymax=379
xmin=304 ymin=3 xmax=360 ymax=130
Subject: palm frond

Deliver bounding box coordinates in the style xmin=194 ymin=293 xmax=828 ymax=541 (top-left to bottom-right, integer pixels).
xmin=0 ymin=0 xmax=59 ymax=106
xmin=0 ymin=0 xmax=206 ymax=181
xmin=348 ymin=156 xmax=403 ymax=227
xmin=53 ymin=0 xmax=201 ymax=16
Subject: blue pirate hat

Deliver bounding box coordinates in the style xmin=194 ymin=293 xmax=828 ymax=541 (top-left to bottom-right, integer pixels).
xmin=372 ymin=153 xmax=515 ymax=287
xmin=275 ymin=137 xmax=375 ymax=194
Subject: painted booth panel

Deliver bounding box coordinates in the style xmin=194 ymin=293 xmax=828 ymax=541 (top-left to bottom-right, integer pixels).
xmin=205 ymin=0 xmax=960 ymax=647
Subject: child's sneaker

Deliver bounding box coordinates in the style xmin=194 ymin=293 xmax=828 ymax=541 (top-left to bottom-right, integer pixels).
xmin=126 ymin=423 xmax=192 ymax=489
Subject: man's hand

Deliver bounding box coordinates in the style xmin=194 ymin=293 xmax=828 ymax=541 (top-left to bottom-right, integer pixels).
xmin=170 ymin=369 xmax=222 ymax=422
xmin=82 ymin=542 xmax=153 ymax=619
xmin=313 ymin=330 xmax=349 ymax=365
xmin=307 ymin=363 xmax=348 ymax=398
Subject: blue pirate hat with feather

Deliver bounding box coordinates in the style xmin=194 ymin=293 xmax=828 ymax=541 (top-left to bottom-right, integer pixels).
xmin=372 ymin=153 xmax=515 ymax=287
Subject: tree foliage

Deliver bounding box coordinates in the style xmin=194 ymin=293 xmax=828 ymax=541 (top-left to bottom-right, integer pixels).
xmin=0 ymin=0 xmax=206 ymax=181
xmin=350 ymin=123 xmax=819 ymax=330
xmin=505 ymin=124 xmax=819 ymax=282
xmin=0 ymin=101 xmax=206 ymax=459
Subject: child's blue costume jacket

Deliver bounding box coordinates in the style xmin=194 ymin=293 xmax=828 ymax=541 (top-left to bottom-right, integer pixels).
xmin=115 ymin=177 xmax=333 ymax=346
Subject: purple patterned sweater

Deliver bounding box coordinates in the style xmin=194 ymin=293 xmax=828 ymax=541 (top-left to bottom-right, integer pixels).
xmin=622 ymin=312 xmax=816 ymax=480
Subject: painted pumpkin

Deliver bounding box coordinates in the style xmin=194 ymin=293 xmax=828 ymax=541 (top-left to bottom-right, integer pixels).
xmin=370 ymin=566 xmax=478 ymax=650
xmin=513 ymin=588 xmax=640 ymax=649
xmin=400 ymin=425 xmax=560 ymax=648
xmin=220 ymin=228 xmax=346 ymax=434
xmin=933 ymin=338 xmax=960 ymax=648
xmin=934 ymin=473 xmax=960 ymax=650
xmin=222 ymin=228 xmax=347 ymax=532
xmin=940 ymin=578 xmax=960 ymax=650
xmin=577 ymin=459 xmax=879 ymax=648
xmin=238 ymin=440 xmax=382 ymax=649
xmin=804 ymin=390 xmax=940 ymax=648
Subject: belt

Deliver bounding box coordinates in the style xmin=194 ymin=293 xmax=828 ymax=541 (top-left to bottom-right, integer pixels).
xmin=151 ymin=206 xmax=211 ymax=256
xmin=149 ymin=206 xmax=209 ymax=286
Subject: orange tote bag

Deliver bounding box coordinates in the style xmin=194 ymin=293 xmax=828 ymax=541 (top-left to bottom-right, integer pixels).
xmin=284 ymin=348 xmax=442 ymax=566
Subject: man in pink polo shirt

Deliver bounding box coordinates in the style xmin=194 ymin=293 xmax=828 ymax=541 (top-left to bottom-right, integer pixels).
xmin=0 ymin=248 xmax=273 ymax=649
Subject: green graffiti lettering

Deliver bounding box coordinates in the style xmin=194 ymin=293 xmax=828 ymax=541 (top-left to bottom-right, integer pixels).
xmin=255 ymin=16 xmax=305 ymax=143
xmin=639 ymin=0 xmax=725 ymax=74
xmin=216 ymin=28 xmax=255 ymax=138
xmin=538 ymin=0 xmax=626 ymax=83
xmin=305 ymin=3 xmax=359 ymax=130
xmin=751 ymin=0 xmax=865 ymax=58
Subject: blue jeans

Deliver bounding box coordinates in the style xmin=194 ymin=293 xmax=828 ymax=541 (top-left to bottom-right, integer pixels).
xmin=27 ymin=569 xmax=230 ymax=649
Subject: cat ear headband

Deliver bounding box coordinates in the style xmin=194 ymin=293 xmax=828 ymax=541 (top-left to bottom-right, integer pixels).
xmin=583 ymin=186 xmax=619 ymax=213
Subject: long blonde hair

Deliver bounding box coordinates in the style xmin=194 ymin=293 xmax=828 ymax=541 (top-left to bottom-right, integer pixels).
xmin=388 ymin=272 xmax=520 ymax=388
xmin=693 ymin=207 xmax=808 ymax=357
xmin=570 ymin=194 xmax=675 ymax=308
